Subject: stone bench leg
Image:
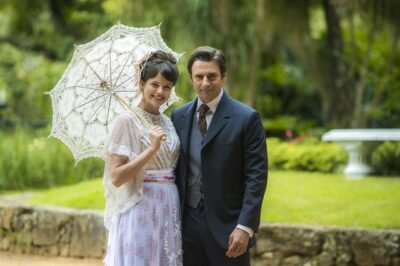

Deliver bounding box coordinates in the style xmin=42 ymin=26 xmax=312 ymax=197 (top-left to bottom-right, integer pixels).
xmin=340 ymin=142 xmax=373 ymax=179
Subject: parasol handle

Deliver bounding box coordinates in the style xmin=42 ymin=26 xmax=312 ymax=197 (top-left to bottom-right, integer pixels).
xmin=114 ymin=94 xmax=167 ymax=141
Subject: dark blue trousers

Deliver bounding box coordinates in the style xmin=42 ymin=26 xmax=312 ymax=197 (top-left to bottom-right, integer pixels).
xmin=182 ymin=200 xmax=250 ymax=266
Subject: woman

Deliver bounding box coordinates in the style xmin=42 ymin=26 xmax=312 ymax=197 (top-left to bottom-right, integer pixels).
xmin=103 ymin=51 xmax=182 ymax=266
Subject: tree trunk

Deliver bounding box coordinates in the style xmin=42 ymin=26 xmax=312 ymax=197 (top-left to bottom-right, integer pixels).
xmin=351 ymin=12 xmax=377 ymax=128
xmin=244 ymin=41 xmax=260 ymax=107
xmin=322 ymin=0 xmax=353 ymax=127
xmin=244 ymin=0 xmax=264 ymax=107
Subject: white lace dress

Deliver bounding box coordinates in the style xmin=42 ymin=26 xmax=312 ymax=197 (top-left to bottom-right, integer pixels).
xmin=102 ymin=108 xmax=182 ymax=266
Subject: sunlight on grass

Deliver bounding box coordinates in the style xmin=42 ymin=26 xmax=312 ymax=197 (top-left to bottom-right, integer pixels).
xmin=26 ymin=178 xmax=105 ymax=210
xmin=262 ymin=171 xmax=400 ymax=229
xmin=7 ymin=171 xmax=400 ymax=229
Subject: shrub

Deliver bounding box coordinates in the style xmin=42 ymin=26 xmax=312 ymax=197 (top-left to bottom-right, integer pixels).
xmin=267 ymin=137 xmax=347 ymax=173
xmin=0 ymin=128 xmax=103 ymax=190
xmin=371 ymin=142 xmax=400 ymax=176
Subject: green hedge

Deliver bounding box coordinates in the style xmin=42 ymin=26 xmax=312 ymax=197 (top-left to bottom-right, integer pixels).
xmin=2 ymin=130 xmax=397 ymax=191
xmin=0 ymin=128 xmax=103 ymax=190
xmin=267 ymin=137 xmax=347 ymax=173
xmin=371 ymin=141 xmax=400 ymax=176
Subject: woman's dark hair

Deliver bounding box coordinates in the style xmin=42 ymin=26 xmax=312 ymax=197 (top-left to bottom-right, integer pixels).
xmin=140 ymin=51 xmax=179 ymax=85
xmin=187 ymin=46 xmax=226 ymax=77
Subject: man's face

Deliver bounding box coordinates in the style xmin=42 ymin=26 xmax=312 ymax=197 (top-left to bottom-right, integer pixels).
xmin=190 ymin=60 xmax=225 ymax=103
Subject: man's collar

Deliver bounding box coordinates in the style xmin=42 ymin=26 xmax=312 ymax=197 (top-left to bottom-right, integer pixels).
xmin=196 ymin=89 xmax=224 ymax=113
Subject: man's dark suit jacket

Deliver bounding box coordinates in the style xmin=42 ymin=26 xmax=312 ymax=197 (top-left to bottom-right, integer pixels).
xmin=171 ymin=92 xmax=268 ymax=250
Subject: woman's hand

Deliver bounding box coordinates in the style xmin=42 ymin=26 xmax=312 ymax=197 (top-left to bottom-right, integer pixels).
xmin=149 ymin=126 xmax=165 ymax=152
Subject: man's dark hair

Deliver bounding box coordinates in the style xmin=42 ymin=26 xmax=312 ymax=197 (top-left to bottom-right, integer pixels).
xmin=187 ymin=46 xmax=226 ymax=77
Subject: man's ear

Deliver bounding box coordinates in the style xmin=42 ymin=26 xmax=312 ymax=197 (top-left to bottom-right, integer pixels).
xmin=139 ymin=80 xmax=144 ymax=91
xmin=222 ymin=73 xmax=227 ymax=82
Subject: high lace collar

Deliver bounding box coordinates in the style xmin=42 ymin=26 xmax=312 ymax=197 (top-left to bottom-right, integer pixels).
xmin=134 ymin=106 xmax=162 ymax=123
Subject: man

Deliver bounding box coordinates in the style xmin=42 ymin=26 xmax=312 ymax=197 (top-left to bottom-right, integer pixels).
xmin=171 ymin=46 xmax=267 ymax=266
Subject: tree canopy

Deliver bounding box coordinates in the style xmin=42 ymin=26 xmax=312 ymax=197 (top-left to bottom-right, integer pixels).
xmin=0 ymin=0 xmax=399 ymax=132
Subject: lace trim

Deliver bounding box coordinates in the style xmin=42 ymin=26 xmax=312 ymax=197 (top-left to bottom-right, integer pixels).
xmin=133 ymin=106 xmax=162 ymax=124
xmin=108 ymin=143 xmax=138 ymax=160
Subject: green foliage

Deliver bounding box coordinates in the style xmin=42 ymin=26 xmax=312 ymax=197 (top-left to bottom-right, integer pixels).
xmin=262 ymin=115 xmax=321 ymax=138
xmin=267 ymin=137 xmax=347 ymax=173
xmin=0 ymin=128 xmax=103 ymax=190
xmin=263 ymin=116 xmax=297 ymax=132
xmin=0 ymin=43 xmax=67 ymax=126
xmin=257 ymin=50 xmax=321 ymax=126
xmin=371 ymin=142 xmax=400 ymax=176
xmin=0 ymin=0 xmax=399 ymax=132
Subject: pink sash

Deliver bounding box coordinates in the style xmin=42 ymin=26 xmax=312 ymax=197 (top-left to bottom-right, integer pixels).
xmin=143 ymin=168 xmax=175 ymax=183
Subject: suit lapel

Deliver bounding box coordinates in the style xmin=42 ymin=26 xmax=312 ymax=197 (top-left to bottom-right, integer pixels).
xmin=179 ymin=100 xmax=197 ymax=154
xmin=202 ymin=93 xmax=231 ymax=147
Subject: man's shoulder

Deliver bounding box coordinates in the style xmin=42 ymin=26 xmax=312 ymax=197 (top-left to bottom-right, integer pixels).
xmin=173 ymin=100 xmax=195 ymax=115
xmin=225 ymin=95 xmax=257 ymax=115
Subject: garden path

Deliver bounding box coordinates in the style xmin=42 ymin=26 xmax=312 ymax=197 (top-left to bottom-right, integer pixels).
xmin=0 ymin=251 xmax=102 ymax=266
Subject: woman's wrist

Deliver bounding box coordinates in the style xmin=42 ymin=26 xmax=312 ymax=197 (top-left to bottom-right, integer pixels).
xmin=146 ymin=146 xmax=158 ymax=155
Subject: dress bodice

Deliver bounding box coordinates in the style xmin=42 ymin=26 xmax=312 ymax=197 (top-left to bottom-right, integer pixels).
xmin=131 ymin=107 xmax=180 ymax=170
xmin=102 ymin=109 xmax=180 ymax=229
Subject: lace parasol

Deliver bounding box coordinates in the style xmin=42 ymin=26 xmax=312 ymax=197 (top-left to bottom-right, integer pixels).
xmin=48 ymin=22 xmax=182 ymax=163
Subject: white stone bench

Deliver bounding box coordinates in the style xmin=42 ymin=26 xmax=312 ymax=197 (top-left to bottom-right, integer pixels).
xmin=322 ymin=129 xmax=400 ymax=178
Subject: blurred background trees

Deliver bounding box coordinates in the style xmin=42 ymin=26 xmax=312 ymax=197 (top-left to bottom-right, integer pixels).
xmin=1 ymin=0 xmax=400 ymax=189
xmin=1 ymin=0 xmax=399 ymax=132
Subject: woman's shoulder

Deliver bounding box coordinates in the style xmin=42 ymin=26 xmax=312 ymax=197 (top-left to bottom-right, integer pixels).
xmin=161 ymin=113 xmax=174 ymax=126
xmin=114 ymin=112 xmax=134 ymax=124
xmin=161 ymin=113 xmax=172 ymax=121
xmin=113 ymin=112 xmax=141 ymax=130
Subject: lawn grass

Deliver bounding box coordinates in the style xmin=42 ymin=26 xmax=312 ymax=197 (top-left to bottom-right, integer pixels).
xmin=26 ymin=178 xmax=104 ymax=210
xmin=5 ymin=171 xmax=400 ymax=229
xmin=262 ymin=171 xmax=400 ymax=229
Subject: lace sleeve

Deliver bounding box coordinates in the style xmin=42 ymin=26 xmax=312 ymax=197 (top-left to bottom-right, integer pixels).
xmin=102 ymin=113 xmax=144 ymax=230
xmin=105 ymin=113 xmax=141 ymax=160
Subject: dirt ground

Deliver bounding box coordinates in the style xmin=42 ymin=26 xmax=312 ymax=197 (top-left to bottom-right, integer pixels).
xmin=0 ymin=252 xmax=103 ymax=266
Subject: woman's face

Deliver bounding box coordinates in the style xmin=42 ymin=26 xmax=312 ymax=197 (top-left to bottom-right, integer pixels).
xmin=139 ymin=73 xmax=173 ymax=114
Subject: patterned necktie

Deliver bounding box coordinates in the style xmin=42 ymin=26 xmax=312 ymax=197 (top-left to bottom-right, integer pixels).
xmin=197 ymin=103 xmax=209 ymax=136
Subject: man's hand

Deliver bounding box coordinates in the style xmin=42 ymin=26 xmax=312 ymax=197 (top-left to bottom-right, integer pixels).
xmin=225 ymin=228 xmax=250 ymax=258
